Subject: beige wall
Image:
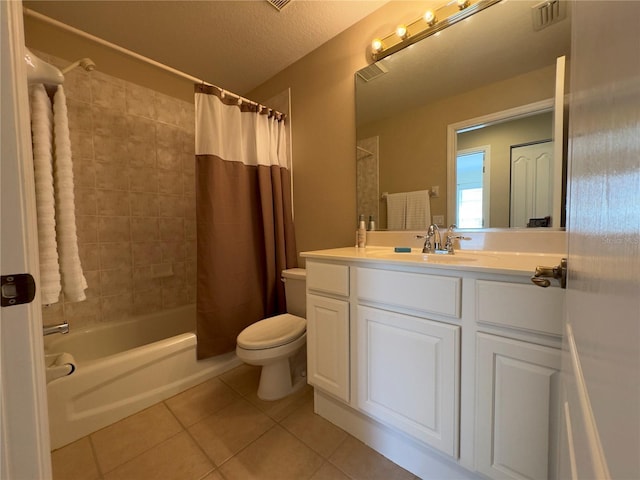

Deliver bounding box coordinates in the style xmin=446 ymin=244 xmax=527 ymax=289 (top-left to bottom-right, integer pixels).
xmin=29 ymin=50 xmax=196 ymax=329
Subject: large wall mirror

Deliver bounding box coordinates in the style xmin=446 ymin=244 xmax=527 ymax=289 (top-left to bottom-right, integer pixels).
xmin=356 ymin=0 xmax=571 ymax=230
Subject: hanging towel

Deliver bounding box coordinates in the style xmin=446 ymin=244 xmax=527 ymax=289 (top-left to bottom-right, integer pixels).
xmin=53 ymin=86 xmax=87 ymax=302
xmin=386 ymin=192 xmax=407 ymax=230
xmin=30 ymin=84 xmax=61 ymax=304
xmin=405 ymin=190 xmax=432 ymax=230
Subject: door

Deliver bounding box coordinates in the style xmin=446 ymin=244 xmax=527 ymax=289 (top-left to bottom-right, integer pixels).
xmin=560 ymin=2 xmax=640 ymax=479
xmin=510 ymin=141 xmax=554 ymax=228
xmin=1 ymin=1 xmax=52 ymax=478
xmin=306 ymin=293 xmax=350 ymax=402
xmin=357 ymin=306 xmax=460 ymax=457
xmin=475 ymin=333 xmax=560 ymax=480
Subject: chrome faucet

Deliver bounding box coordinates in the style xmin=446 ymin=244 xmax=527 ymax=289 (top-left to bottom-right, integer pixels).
xmin=43 ymin=322 xmax=69 ymax=336
xmin=444 ymin=225 xmax=470 ymax=254
xmin=417 ymin=224 xmax=443 ymax=253
xmin=417 ymin=224 xmax=470 ymax=254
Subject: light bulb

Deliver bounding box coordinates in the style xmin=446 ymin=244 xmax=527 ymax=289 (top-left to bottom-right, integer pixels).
xmin=371 ymin=38 xmax=383 ymax=53
xmin=424 ymin=10 xmax=437 ymax=26
xmin=396 ymin=25 xmax=408 ymax=39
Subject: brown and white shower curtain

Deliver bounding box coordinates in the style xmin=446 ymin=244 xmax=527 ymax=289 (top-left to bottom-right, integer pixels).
xmin=194 ymin=85 xmax=297 ymax=359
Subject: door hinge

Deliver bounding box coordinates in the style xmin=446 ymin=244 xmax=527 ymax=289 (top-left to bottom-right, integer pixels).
xmin=1 ymin=274 xmax=36 ymax=307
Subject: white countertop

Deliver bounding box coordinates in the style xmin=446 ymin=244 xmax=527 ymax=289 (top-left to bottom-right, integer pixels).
xmin=301 ymin=246 xmax=565 ymax=276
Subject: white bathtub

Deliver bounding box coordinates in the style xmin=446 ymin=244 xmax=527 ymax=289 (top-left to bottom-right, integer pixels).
xmin=44 ymin=304 xmax=242 ymax=450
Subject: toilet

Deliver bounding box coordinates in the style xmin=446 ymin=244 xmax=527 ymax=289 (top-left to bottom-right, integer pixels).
xmin=236 ymin=268 xmax=307 ymax=401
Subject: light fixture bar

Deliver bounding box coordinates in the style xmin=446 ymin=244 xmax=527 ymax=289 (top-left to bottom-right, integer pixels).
xmin=371 ymin=0 xmax=502 ymax=61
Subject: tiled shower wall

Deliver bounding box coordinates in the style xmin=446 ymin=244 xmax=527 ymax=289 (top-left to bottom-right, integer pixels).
xmin=38 ymin=51 xmax=197 ymax=329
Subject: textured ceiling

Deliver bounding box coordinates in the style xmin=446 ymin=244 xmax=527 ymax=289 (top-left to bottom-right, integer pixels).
xmin=23 ymin=0 xmax=389 ymax=94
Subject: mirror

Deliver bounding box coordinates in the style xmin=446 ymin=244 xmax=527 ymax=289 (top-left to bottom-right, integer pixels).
xmin=356 ymin=0 xmax=571 ymax=230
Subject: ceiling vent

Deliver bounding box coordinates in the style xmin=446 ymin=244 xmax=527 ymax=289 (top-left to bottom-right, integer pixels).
xmin=356 ymin=62 xmax=389 ymax=82
xmin=266 ymin=0 xmax=292 ymax=11
xmin=532 ymin=0 xmax=567 ymax=31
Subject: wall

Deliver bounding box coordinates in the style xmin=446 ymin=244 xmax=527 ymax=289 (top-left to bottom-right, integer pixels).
xmin=32 ymin=50 xmax=196 ymax=329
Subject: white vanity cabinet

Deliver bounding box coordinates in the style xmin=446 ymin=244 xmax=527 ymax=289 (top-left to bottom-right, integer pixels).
xmin=306 ymin=261 xmax=350 ymax=402
xmin=473 ymin=279 xmax=564 ymax=480
xmin=355 ymin=267 xmax=461 ymax=457
xmin=302 ymin=248 xmax=565 ymax=480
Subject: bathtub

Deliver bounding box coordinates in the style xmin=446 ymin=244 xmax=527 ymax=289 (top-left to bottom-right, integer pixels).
xmin=44 ymin=304 xmax=242 ymax=450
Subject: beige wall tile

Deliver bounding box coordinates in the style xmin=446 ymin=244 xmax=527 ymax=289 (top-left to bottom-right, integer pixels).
xmin=42 ymin=302 xmax=64 ymax=326
xmin=76 ymin=215 xmax=98 ymax=244
xmin=183 ymin=172 xmax=195 ymax=195
xmin=157 ymin=146 xmax=183 ymax=171
xmin=157 ymin=195 xmax=185 ymax=217
xmin=100 ymin=267 xmax=133 ymax=296
xmin=91 ymin=74 xmax=126 ymax=112
xmin=131 ymin=217 xmax=159 ymax=242
xmin=96 ymin=189 xmax=130 ymax=216
xmin=93 ymin=134 xmax=128 ymax=164
xmin=99 ymin=242 xmax=131 ymax=269
xmin=132 ymin=241 xmax=163 ymax=266
xmin=160 ymin=241 xmax=185 ymax=263
xmin=132 ymin=288 xmax=163 ymax=315
xmin=74 ymin=188 xmax=97 ymax=216
xmin=158 ymin=170 xmax=184 ymax=195
xmin=64 ymin=297 xmax=101 ymax=326
xmin=132 ymin=265 xmax=163 ymax=292
xmin=127 ymin=140 xmax=157 ymax=169
xmin=98 ymin=216 xmax=130 ymax=243
xmin=130 ymin=192 xmax=158 ymax=217
xmin=159 ymin=217 xmax=184 ymax=241
xmin=126 ymin=83 xmax=156 ymax=120
xmin=96 ymin=163 xmax=129 ymax=190
xmin=78 ymin=244 xmax=100 ymax=271
xmin=129 ymin=166 xmax=158 ymax=193
xmin=162 ymin=287 xmax=188 ymax=309
xmin=66 ymin=98 xmax=93 ymax=133
xmin=73 ymin=160 xmax=96 ymax=188
xmin=69 ymin=129 xmax=94 ymax=159
xmin=100 ymin=292 xmax=132 ymax=322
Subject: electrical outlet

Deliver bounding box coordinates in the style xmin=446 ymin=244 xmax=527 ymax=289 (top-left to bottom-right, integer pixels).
xmin=433 ymin=215 xmax=444 ymax=225
xmin=431 ymin=186 xmax=440 ymax=197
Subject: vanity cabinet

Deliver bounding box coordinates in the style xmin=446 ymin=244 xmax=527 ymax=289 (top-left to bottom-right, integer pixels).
xmin=474 ymin=279 xmax=563 ymax=480
xmin=357 ymin=305 xmax=460 ymax=456
xmin=475 ymin=333 xmax=560 ymax=480
xmin=306 ymin=261 xmax=350 ymax=402
xmin=302 ymin=248 xmax=565 ymax=480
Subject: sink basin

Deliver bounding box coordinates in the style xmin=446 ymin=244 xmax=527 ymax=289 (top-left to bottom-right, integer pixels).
xmin=365 ymin=248 xmax=480 ymax=263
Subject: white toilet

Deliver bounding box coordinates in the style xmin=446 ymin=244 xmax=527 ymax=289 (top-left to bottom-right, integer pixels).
xmin=236 ymin=268 xmax=307 ymax=401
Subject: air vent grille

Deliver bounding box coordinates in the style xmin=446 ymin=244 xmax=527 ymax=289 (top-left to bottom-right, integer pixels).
xmin=266 ymin=0 xmax=291 ymax=11
xmin=356 ymin=62 xmax=389 ymax=82
xmin=532 ymin=0 xmax=567 ymax=31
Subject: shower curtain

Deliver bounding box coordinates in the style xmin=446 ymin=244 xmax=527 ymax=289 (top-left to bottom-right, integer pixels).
xmin=194 ymin=85 xmax=297 ymax=359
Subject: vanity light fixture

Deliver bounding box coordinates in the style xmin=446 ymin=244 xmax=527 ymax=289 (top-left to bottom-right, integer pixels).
xmin=370 ymin=0 xmax=501 ymax=61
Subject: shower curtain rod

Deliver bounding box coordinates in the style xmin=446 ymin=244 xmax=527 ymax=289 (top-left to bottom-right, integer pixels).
xmin=22 ymin=7 xmax=285 ymax=117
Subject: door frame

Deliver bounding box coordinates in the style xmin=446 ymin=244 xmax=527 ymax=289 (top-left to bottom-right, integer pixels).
xmin=1 ymin=1 xmax=52 ymax=478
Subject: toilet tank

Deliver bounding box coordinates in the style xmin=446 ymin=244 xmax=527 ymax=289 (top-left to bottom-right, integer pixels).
xmin=282 ymin=268 xmax=306 ymax=318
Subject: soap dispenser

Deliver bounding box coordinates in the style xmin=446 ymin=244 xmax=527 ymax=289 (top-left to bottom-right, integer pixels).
xmin=356 ymin=214 xmax=367 ymax=248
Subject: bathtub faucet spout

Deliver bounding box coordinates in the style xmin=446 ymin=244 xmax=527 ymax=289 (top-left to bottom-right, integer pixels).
xmin=43 ymin=322 xmax=69 ymax=336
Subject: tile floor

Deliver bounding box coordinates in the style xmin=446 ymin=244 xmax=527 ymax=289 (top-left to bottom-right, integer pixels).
xmin=51 ymin=364 xmax=418 ymax=480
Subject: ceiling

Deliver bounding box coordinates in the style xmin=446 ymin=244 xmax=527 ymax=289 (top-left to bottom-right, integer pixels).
xmin=23 ymin=0 xmax=389 ymax=95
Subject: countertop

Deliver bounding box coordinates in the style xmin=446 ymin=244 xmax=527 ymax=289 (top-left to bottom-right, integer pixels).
xmin=301 ymin=246 xmax=566 ymax=277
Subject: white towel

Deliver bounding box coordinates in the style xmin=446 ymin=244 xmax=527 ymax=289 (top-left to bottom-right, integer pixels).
xmin=386 ymin=193 xmax=407 ymax=230
xmin=45 ymin=352 xmax=76 ymax=383
xmin=405 ymin=190 xmax=432 ymax=230
xmin=53 ymin=86 xmax=87 ymax=301
xmin=30 ymin=85 xmax=61 ymax=304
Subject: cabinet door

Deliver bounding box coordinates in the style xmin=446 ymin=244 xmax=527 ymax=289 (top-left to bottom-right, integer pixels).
xmin=306 ymin=294 xmax=350 ymax=402
xmin=475 ymin=333 xmax=560 ymax=480
xmin=357 ymin=306 xmax=460 ymax=457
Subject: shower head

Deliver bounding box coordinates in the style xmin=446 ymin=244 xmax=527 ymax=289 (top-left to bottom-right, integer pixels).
xmin=61 ymin=57 xmax=96 ymax=75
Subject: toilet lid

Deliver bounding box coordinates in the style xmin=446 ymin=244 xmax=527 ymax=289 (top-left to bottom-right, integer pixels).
xmin=237 ymin=314 xmax=306 ymax=350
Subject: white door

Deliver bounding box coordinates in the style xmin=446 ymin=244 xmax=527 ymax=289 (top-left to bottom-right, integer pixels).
xmin=510 ymin=141 xmax=554 ymax=228
xmin=560 ymin=2 xmax=640 ymax=479
xmin=1 ymin=2 xmax=52 ymax=478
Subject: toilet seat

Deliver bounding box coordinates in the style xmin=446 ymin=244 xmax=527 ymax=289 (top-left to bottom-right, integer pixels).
xmin=237 ymin=314 xmax=306 ymax=350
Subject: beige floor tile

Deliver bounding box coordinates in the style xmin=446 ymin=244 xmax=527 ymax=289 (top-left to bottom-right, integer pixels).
xmin=329 ymin=436 xmax=414 ymax=480
xmin=218 ymin=425 xmax=324 ymax=480
xmin=103 ymin=431 xmax=213 ymax=480
xmin=200 ymin=471 xmax=225 ymax=480
xmin=188 ymin=398 xmax=275 ymax=466
xmin=51 ymin=437 xmax=100 ymax=480
xmin=91 ymin=403 xmax=183 ymax=473
xmin=281 ymin=397 xmax=348 ymax=458
xmin=245 ymin=383 xmax=314 ymax=422
xmin=218 ymin=364 xmax=261 ymax=396
xmin=310 ymin=462 xmax=352 ymax=480
xmin=165 ymin=377 xmax=240 ymax=427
